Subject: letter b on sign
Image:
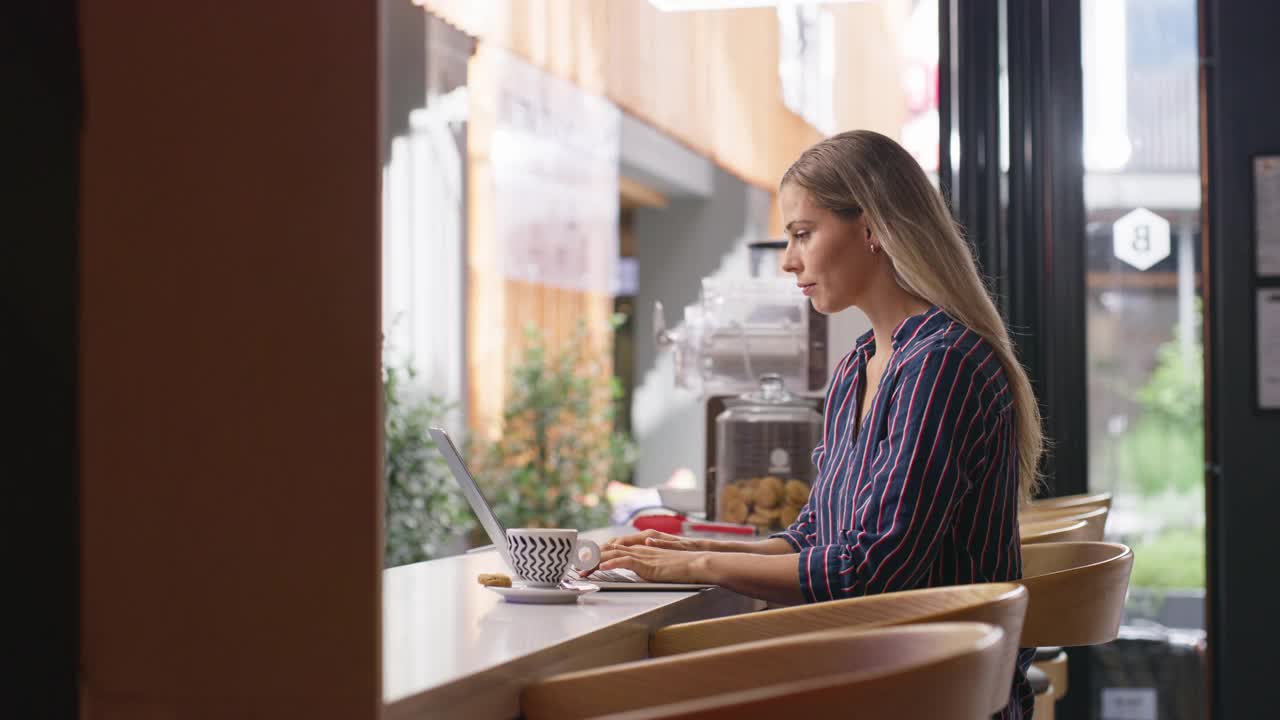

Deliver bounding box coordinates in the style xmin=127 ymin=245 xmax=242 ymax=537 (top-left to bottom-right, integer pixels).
xmin=1113 ymin=208 xmax=1170 ymax=271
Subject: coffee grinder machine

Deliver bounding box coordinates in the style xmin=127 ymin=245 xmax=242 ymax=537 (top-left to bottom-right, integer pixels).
xmin=652 ymin=240 xmax=827 ymax=529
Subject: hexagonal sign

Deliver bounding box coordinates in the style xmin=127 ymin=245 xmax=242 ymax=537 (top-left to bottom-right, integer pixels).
xmin=1113 ymin=208 xmax=1171 ymax=271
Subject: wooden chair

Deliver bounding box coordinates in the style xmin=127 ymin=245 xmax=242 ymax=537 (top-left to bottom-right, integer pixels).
xmin=1034 ymin=646 xmax=1069 ymax=706
xmin=647 ymin=583 xmax=1027 ymax=716
xmin=1029 ymin=491 xmax=1113 ymax=512
xmin=522 ymin=622 xmax=1008 ymax=720
xmin=1021 ymin=504 xmax=1108 ymax=542
xmin=1028 ymin=491 xmax=1112 ymax=514
xmin=1020 ymin=517 xmax=1092 ymax=544
xmin=1018 ymin=541 xmax=1134 ymax=720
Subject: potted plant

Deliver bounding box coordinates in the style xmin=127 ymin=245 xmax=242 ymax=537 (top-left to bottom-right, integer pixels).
xmin=474 ymin=324 xmax=636 ymax=533
xmin=383 ymin=363 xmax=473 ymax=567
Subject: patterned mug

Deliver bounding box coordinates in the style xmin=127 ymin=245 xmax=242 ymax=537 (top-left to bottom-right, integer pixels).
xmin=506 ymin=529 xmax=601 ymax=587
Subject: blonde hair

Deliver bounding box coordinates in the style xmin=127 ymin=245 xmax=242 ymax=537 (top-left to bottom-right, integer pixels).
xmin=782 ymin=130 xmax=1043 ymax=504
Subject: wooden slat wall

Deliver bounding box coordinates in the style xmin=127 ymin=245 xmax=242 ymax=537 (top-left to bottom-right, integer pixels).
xmin=464 ymin=45 xmax=503 ymax=436
xmin=829 ymin=2 xmax=911 ymax=143
xmin=421 ymin=0 xmax=823 ymax=189
xmin=465 ymin=42 xmax=615 ymax=437
xmin=419 ymin=1 xmax=933 ymax=436
xmin=425 ymin=1 xmax=834 ymax=436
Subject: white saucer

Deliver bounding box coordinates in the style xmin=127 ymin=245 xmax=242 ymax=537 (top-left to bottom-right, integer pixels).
xmin=486 ymin=580 xmax=600 ymax=604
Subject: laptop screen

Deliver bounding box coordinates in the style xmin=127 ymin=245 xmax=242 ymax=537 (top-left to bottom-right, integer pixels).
xmin=427 ymin=427 xmax=513 ymax=568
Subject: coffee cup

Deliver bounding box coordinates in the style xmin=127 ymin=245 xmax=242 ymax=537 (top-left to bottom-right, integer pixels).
xmin=506 ymin=528 xmax=601 ymax=587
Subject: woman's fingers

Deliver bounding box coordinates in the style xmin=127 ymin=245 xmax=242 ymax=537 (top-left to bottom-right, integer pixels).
xmin=599 ymin=545 xmax=704 ymax=584
xmin=646 ymin=534 xmax=710 ymax=553
xmin=604 ymin=529 xmax=658 ymax=547
xmin=599 ymin=547 xmax=637 ymax=566
xmin=598 ymin=553 xmax=635 ymax=571
xmin=600 ymin=544 xmax=663 ymax=569
xmin=601 ymin=545 xmax=651 ymax=561
xmin=605 ymin=529 xmax=685 ymax=549
xmin=599 ymin=551 xmax=650 ymax=575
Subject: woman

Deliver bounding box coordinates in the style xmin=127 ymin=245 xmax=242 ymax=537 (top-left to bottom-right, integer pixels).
xmin=598 ymin=130 xmax=1043 ymax=718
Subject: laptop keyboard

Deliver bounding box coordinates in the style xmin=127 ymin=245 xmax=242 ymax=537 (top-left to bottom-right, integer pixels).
xmin=567 ymin=567 xmax=643 ymax=583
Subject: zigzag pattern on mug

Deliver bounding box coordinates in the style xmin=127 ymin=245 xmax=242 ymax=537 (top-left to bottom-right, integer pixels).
xmin=508 ymin=535 xmax=574 ymax=584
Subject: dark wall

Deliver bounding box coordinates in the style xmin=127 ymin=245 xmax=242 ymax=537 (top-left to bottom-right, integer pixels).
xmin=1203 ymin=1 xmax=1280 ymax=717
xmin=1 ymin=3 xmax=81 ymax=717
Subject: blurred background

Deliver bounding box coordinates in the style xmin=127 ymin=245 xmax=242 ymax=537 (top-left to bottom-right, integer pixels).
xmin=385 ymin=0 xmax=1204 ymax=613
xmin=382 ymin=4 xmax=1207 ymax=715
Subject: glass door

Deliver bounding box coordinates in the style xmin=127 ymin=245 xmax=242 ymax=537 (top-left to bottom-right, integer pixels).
xmin=1082 ymin=0 xmax=1205 ymax=601
xmin=946 ymin=0 xmax=1209 ymax=716
xmin=1081 ymin=0 xmax=1207 ymax=716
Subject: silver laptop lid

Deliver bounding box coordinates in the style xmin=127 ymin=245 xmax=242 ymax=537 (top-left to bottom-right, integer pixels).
xmin=428 ymin=427 xmax=513 ymax=569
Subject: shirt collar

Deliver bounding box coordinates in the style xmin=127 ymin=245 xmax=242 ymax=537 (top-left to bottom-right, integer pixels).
xmin=891 ymin=306 xmax=941 ymax=349
xmin=852 ymin=306 xmax=942 ymax=355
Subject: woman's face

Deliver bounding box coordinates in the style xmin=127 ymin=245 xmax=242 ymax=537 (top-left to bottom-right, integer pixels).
xmin=779 ymin=183 xmax=879 ymax=315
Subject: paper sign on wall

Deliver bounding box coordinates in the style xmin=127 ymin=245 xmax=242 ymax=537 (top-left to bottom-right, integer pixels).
xmin=1255 ymin=155 xmax=1280 ymax=277
xmin=490 ymin=48 xmax=620 ymax=295
xmin=1259 ymin=289 xmax=1280 ymax=410
xmin=1101 ymin=688 xmax=1157 ymax=720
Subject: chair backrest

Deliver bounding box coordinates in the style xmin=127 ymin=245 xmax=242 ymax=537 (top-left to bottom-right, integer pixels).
xmin=1028 ymin=491 xmax=1112 ymax=514
xmin=1020 ymin=517 xmax=1094 ymax=544
xmin=649 ymin=583 xmax=1027 ymax=716
xmin=1018 ymin=542 xmax=1134 ymax=647
xmin=523 ymin=623 xmax=1007 ymax=720
xmin=1021 ymin=504 xmax=1108 ymax=541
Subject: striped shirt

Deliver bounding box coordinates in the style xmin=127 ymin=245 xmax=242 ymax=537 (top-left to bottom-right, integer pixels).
xmin=772 ymin=307 xmax=1035 ymax=719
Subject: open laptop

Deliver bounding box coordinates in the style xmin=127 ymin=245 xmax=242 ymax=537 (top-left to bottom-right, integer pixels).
xmin=428 ymin=426 xmax=714 ymax=591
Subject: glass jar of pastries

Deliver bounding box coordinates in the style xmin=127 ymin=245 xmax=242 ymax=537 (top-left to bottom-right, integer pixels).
xmin=713 ymin=374 xmax=822 ymax=534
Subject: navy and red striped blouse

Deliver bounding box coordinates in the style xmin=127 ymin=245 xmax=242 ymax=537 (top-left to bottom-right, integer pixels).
xmin=772 ymin=306 xmax=1035 ymax=718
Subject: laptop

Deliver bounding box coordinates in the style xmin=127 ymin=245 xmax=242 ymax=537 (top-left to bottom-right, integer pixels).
xmin=428 ymin=426 xmax=714 ymax=591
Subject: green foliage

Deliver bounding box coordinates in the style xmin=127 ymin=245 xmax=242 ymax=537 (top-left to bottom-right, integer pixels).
xmin=383 ymin=364 xmax=472 ymax=567
xmin=1120 ymin=322 xmax=1204 ymax=497
xmin=1112 ymin=311 xmax=1207 ymax=590
xmin=1130 ymin=527 xmax=1205 ymax=590
xmin=475 ymin=324 xmax=637 ymax=532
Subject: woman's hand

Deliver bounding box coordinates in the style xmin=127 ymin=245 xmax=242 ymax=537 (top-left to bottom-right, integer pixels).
xmin=597 ymin=544 xmax=714 ymax=584
xmin=603 ymin=529 xmax=709 ymax=553
xmin=603 ymin=531 xmax=799 ymax=557
xmin=598 ymin=546 xmax=807 ymax=605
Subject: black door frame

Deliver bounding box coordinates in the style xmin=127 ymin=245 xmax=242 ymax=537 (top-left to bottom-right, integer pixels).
xmin=940 ymin=0 xmax=1088 ymax=499
xmin=1200 ymin=1 xmax=1280 ymax=718
xmin=940 ymin=0 xmax=1091 ymax=716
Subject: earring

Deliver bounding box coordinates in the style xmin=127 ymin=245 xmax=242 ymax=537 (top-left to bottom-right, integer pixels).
xmin=869 ymin=244 xmax=880 ymax=254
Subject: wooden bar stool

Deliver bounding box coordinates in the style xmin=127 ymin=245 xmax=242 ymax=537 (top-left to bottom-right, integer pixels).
xmin=1018 ymin=541 xmax=1134 ymax=720
xmin=1021 ymin=504 xmax=1109 ymax=541
xmin=1028 ymin=491 xmax=1112 ymax=514
xmin=522 ymin=623 xmax=1008 ymax=720
xmin=1020 ymin=517 xmax=1092 ymax=544
xmin=647 ymin=583 xmax=1027 ymax=717
xmin=1033 ymin=646 xmax=1069 ymax=705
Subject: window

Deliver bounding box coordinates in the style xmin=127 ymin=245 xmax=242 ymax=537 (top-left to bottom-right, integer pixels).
xmin=1082 ymin=0 xmax=1205 ymax=615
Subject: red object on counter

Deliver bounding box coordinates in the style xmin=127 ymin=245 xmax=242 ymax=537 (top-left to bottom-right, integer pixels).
xmin=631 ymin=514 xmax=684 ymax=534
xmin=632 ymin=514 xmax=757 ymax=536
